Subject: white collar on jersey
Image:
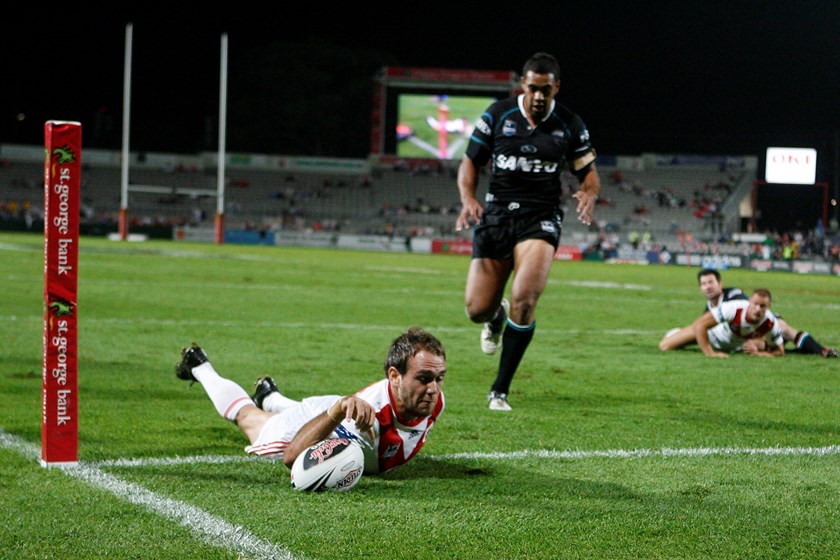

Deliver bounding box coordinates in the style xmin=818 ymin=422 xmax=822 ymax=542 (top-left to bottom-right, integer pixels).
xmin=517 ymin=94 xmax=556 ymax=125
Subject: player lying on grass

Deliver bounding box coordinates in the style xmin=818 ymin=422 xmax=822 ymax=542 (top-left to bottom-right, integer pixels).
xmin=663 ymin=288 xmax=784 ymax=358
xmin=175 ymin=327 xmax=446 ymax=474
xmin=659 ymin=268 xmax=837 ymax=357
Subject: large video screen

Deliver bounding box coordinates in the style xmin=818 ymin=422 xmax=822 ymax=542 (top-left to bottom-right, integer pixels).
xmin=764 ymin=147 xmax=817 ymax=184
xmin=395 ymin=93 xmax=499 ymax=160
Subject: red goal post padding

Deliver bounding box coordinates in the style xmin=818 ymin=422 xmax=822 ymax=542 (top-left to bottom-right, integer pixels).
xmin=42 ymin=121 xmax=81 ymax=467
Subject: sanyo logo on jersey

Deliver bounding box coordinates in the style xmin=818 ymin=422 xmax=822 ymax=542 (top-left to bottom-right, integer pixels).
xmin=495 ymin=154 xmax=558 ymax=173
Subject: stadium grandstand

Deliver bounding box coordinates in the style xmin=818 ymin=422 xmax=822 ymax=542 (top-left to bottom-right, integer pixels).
xmin=3 ymin=142 xmax=836 ymax=266
xmin=4 ymin=50 xmax=835 ymax=269
xmin=2 ymin=145 xmax=731 ymax=232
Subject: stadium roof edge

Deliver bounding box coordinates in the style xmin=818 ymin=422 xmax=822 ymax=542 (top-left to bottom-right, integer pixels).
xmin=375 ymin=66 xmax=518 ymax=90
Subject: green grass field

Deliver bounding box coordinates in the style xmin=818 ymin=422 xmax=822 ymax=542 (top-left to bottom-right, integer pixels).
xmin=1 ymin=231 xmax=839 ymax=559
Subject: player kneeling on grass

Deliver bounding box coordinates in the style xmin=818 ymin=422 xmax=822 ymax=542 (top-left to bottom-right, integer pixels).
xmin=659 ymin=268 xmax=836 ymax=357
xmin=175 ymin=327 xmax=446 ymax=474
xmin=687 ymin=289 xmax=784 ymax=358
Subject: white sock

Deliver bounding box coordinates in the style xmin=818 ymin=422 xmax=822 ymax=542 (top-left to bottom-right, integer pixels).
xmin=262 ymin=391 xmax=300 ymax=414
xmin=192 ymin=362 xmax=253 ymax=421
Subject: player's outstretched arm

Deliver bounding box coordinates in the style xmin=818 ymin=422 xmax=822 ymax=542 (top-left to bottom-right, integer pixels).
xmin=693 ymin=312 xmax=728 ymax=358
xmin=283 ymin=396 xmax=375 ymax=468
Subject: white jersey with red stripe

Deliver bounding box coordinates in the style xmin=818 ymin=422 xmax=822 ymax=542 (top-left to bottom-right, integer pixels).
xmin=708 ymin=299 xmax=783 ymax=352
xmin=244 ymin=378 xmax=444 ymax=475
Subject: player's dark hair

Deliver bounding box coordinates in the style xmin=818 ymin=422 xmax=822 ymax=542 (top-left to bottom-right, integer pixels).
xmin=697 ymin=268 xmax=721 ymax=282
xmin=753 ymin=288 xmax=772 ymax=302
xmin=523 ymin=52 xmax=561 ymax=80
xmin=384 ymin=327 xmax=446 ymax=376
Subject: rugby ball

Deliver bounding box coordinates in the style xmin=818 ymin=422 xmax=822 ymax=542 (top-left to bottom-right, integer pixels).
xmin=290 ymin=437 xmax=365 ymax=492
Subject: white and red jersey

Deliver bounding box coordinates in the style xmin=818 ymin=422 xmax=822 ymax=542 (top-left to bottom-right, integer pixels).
xmin=708 ymin=299 xmax=783 ymax=352
xmin=350 ymin=379 xmax=444 ymax=474
xmin=244 ymin=378 xmax=444 ymax=475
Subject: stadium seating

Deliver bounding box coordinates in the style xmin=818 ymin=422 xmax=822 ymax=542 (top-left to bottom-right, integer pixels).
xmin=0 ymin=147 xmax=754 ymax=250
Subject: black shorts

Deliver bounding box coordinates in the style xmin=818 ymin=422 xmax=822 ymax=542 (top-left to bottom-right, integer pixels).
xmin=472 ymin=203 xmax=564 ymax=260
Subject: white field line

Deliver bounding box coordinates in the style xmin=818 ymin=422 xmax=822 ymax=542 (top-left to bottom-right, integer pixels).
xmin=0 ymin=315 xmax=661 ymax=336
xmin=5 ymin=428 xmax=839 ymax=557
xmin=66 ymin=444 xmax=840 ymax=469
xmin=0 ymin=430 xmax=307 ymax=560
xmin=559 ymin=280 xmax=653 ymax=291
xmin=431 ymin=445 xmax=840 ymax=461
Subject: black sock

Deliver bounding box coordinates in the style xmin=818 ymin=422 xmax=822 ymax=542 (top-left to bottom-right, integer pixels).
xmin=488 ymin=304 xmax=506 ymax=333
xmin=795 ymin=331 xmax=825 ymax=354
xmin=491 ymin=321 xmax=535 ymax=395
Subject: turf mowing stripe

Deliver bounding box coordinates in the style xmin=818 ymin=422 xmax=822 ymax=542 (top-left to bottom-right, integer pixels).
xmin=0 ymin=315 xmax=661 ymax=336
xmin=0 ymin=429 xmax=308 ymax=560
xmin=363 ymin=265 xmax=443 ymax=274
xmin=95 ymin=455 xmax=258 ymax=468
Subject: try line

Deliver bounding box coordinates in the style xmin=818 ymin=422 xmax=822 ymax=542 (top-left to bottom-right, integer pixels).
xmin=81 ymin=443 xmax=840 ymax=468
xmin=4 ymin=428 xmax=838 ymax=560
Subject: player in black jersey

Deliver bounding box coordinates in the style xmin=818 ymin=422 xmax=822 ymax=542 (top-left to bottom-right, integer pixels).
xmin=659 ymin=268 xmax=837 ymax=357
xmin=455 ymin=52 xmax=602 ymax=411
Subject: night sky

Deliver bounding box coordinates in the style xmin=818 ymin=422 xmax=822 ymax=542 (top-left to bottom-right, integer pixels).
xmin=2 ymin=3 xmax=839 ymax=169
